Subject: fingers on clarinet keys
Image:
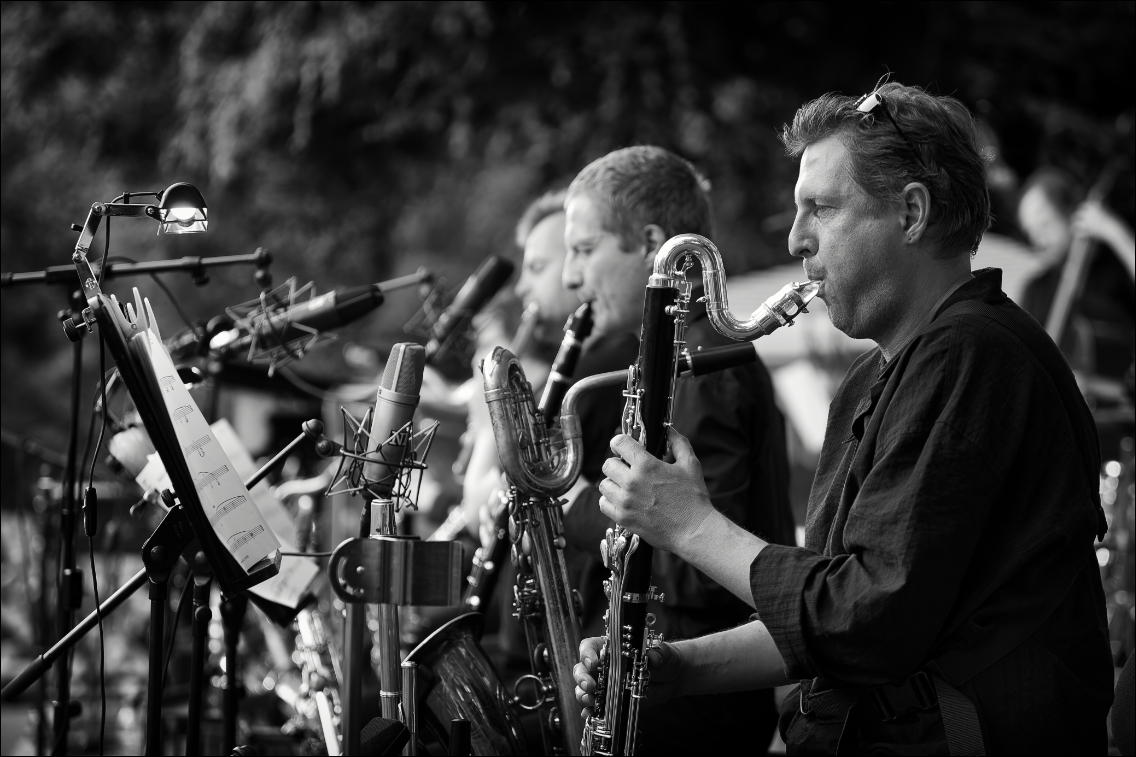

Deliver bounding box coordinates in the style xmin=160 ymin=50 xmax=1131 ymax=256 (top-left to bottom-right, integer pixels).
xmin=574 ymin=636 xmax=602 ymax=705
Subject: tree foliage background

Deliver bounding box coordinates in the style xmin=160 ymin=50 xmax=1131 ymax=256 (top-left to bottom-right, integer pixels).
xmin=2 ymin=0 xmax=1134 ymax=452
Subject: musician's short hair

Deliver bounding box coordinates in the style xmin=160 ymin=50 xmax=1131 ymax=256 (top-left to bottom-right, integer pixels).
xmin=515 ymin=188 xmax=568 ymax=248
xmin=567 ymin=146 xmax=714 ymax=252
xmin=780 ymin=82 xmax=992 ymax=258
xmin=1018 ymin=167 xmax=1083 ymax=219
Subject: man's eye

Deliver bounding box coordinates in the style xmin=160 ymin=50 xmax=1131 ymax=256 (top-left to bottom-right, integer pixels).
xmin=529 ymin=263 xmax=545 ymax=274
xmin=575 ymin=247 xmax=593 ymax=256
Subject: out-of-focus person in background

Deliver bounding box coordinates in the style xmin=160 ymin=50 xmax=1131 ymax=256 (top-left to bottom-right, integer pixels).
xmin=1017 ymin=167 xmax=1135 ymax=386
xmin=562 ymin=145 xmax=795 ymax=755
xmin=460 ymin=188 xmax=638 ymax=669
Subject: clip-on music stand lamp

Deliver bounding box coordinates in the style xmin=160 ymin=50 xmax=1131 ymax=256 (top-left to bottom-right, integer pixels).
xmin=21 ymin=184 xmax=281 ymax=756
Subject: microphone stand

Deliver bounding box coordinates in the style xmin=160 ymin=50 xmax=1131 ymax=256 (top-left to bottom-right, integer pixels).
xmin=326 ymin=409 xmax=458 ymax=756
xmin=0 ymin=248 xmax=273 ymax=289
xmin=2 ymin=241 xmax=271 ymax=755
xmin=49 ymin=288 xmax=87 ymax=756
xmin=0 ymin=421 xmax=333 ymax=754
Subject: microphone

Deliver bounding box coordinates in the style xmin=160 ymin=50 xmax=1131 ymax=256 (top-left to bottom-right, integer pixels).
xmin=359 ymin=717 xmax=411 ymax=756
xmin=424 ymin=255 xmax=515 ymax=363
xmin=166 ymin=271 xmax=432 ymax=360
xmin=678 ymin=341 xmax=761 ymax=378
xmin=362 ymin=343 xmax=426 ymax=502
xmin=211 ymin=284 xmax=385 ymax=356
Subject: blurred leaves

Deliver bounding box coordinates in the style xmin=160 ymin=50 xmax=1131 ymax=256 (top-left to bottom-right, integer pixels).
xmin=1 ymin=0 xmax=1133 ymax=448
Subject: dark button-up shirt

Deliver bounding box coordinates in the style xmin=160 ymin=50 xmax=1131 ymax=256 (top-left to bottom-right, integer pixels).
xmin=751 ymin=269 xmax=1113 ymax=753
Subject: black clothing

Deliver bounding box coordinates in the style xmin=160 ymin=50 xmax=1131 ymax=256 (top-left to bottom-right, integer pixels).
xmin=562 ymin=330 xmax=641 ymax=635
xmin=751 ymin=269 xmax=1113 ymax=754
xmin=1021 ymin=249 xmax=1135 ymax=380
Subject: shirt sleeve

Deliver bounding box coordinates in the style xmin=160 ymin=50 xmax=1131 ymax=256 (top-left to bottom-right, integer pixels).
xmin=751 ymin=421 xmax=1000 ymax=685
xmin=750 ymin=317 xmax=1100 ymax=686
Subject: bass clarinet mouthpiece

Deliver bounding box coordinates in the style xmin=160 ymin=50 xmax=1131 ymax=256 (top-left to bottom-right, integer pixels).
xmin=748 ymin=279 xmax=820 ymax=336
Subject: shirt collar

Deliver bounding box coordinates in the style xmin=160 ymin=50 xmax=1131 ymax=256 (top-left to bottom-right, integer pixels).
xmin=875 ymin=268 xmax=1006 ymax=376
xmin=883 ymin=271 xmax=975 ymax=364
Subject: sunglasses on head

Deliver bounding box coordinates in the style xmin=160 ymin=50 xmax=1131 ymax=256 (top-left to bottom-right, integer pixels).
xmin=854 ymin=89 xmax=928 ymax=171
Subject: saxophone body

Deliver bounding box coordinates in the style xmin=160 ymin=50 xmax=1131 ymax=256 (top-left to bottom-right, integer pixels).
xmin=582 ymin=234 xmax=819 ymax=756
xmin=479 ymin=302 xmax=596 ymax=755
xmin=466 ymin=303 xmax=595 ymax=610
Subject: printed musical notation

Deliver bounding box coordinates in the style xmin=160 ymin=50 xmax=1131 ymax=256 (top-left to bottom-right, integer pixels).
xmin=195 ymin=465 xmax=230 ymax=491
xmin=182 ymin=435 xmax=211 ymax=458
xmin=134 ymin=288 xmax=281 ymax=576
xmin=227 ymin=525 xmax=265 ymax=552
xmin=210 ymin=495 xmax=247 ymax=526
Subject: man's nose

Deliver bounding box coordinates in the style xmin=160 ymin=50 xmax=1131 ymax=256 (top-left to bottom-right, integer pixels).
xmin=514 ymin=272 xmax=530 ymax=300
xmin=562 ymin=251 xmax=583 ymax=291
xmin=788 ymin=213 xmax=813 ymax=259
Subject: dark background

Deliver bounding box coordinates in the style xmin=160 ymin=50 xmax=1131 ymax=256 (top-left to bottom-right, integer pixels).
xmin=2 ymin=0 xmax=1133 ymax=454
xmin=1 ymin=3 xmax=1134 ymax=753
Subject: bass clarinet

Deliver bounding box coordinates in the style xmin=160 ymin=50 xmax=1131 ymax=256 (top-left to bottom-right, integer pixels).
xmin=582 ymin=234 xmax=818 ymax=756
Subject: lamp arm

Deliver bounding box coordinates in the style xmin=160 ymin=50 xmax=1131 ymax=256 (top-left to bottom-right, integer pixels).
xmin=72 ymin=202 xmax=158 ymax=300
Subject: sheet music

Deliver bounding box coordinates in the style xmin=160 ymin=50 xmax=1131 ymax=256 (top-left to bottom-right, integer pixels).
xmin=135 ymin=292 xmax=281 ymax=572
xmin=131 ymin=419 xmax=320 ymax=609
xmin=209 ymin=419 xmax=319 ymax=608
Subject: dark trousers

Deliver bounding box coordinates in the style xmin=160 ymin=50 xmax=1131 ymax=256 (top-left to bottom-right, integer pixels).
xmin=638 ymin=688 xmax=779 ymax=755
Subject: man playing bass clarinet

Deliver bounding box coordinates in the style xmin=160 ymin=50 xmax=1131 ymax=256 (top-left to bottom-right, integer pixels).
xmin=575 ymin=81 xmax=1114 ymax=754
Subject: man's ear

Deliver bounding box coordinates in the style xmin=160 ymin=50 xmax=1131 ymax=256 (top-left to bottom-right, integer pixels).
xmin=901 ymin=182 xmax=932 ymax=244
xmin=643 ymin=224 xmax=668 ymax=260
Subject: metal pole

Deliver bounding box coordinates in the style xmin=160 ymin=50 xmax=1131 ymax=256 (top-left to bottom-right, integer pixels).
xmin=401 ymin=662 xmax=418 ymax=756
xmin=145 ymin=574 xmax=167 ymax=757
xmin=52 ymin=293 xmax=85 ymax=756
xmin=186 ymin=562 xmax=212 ymax=756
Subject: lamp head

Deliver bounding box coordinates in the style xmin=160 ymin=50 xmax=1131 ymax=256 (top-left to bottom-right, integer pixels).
xmin=157 ymin=182 xmax=208 ymax=234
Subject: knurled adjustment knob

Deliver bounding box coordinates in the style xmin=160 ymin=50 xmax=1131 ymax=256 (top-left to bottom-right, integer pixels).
xmin=62 ymin=317 xmax=84 ymax=342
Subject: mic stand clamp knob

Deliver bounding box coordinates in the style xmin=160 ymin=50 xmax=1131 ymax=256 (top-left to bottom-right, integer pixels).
xmin=62 ymin=307 xmax=95 ymax=342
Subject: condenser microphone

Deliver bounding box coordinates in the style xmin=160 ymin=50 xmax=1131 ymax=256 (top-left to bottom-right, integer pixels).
xmin=362 ymin=343 xmax=426 ymax=501
xmin=210 ymin=284 xmax=385 ymax=355
xmin=424 ymin=255 xmax=515 ymax=363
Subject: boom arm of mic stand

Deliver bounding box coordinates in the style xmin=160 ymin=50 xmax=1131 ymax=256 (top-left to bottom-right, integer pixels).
xmin=0 ymin=418 xmax=332 ymax=703
xmin=1 ymin=248 xmax=273 ymax=288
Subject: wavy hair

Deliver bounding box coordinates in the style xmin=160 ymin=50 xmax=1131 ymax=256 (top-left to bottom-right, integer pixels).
xmin=780 ymin=82 xmax=992 ymax=258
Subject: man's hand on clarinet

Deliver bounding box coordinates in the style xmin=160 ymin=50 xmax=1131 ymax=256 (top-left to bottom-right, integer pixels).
xmin=573 ymin=636 xmax=684 ymax=717
xmin=597 ymin=426 xmax=715 ymax=557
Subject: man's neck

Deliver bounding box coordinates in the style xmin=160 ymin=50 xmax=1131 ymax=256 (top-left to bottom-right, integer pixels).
xmin=877 ymin=266 xmax=973 ymax=361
